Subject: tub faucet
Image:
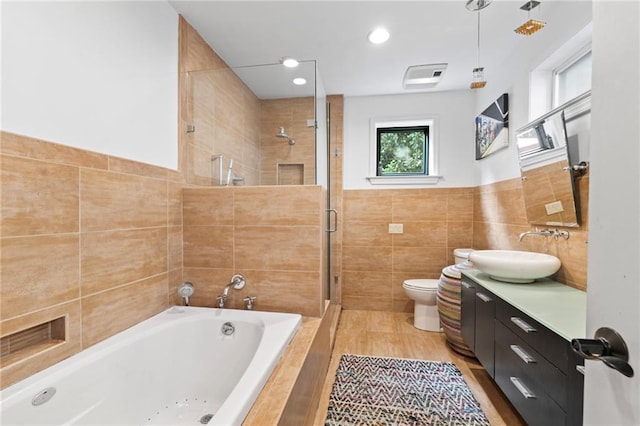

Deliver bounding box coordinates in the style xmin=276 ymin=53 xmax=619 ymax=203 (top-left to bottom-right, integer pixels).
xmin=216 ymin=274 xmax=246 ymax=308
xmin=519 ymin=229 xmax=570 ymax=242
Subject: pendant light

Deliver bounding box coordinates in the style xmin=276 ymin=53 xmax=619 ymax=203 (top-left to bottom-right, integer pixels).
xmin=470 ymin=10 xmax=487 ymax=89
xmin=465 ymin=0 xmax=492 ymax=11
xmin=515 ymin=1 xmax=546 ymax=36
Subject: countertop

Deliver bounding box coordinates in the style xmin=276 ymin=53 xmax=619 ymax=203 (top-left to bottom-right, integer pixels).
xmin=461 ymin=269 xmax=587 ymax=341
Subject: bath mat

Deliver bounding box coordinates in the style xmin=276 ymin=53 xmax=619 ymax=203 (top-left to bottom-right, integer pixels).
xmin=324 ymin=354 xmax=490 ymax=426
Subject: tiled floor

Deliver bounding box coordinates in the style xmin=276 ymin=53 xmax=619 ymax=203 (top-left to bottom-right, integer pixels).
xmin=312 ymin=310 xmax=526 ymax=426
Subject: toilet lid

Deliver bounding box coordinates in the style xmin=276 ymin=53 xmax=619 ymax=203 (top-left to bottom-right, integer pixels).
xmin=403 ymin=279 xmax=439 ymax=290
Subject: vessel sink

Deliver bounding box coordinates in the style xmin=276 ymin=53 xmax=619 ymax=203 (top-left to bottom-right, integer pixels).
xmin=468 ymin=250 xmax=561 ymax=283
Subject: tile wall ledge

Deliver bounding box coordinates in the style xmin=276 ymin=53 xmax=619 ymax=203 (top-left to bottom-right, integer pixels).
xmin=366 ymin=175 xmax=442 ymax=185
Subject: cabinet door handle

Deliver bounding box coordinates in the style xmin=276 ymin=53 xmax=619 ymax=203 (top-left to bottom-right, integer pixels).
xmin=462 ymin=282 xmax=473 ymax=289
xmin=476 ymin=292 xmax=492 ymax=303
xmin=510 ymin=344 xmax=536 ymax=364
xmin=510 ymin=316 xmax=537 ymax=333
xmin=576 ymin=365 xmax=585 ymax=375
xmin=510 ymin=376 xmax=536 ymax=399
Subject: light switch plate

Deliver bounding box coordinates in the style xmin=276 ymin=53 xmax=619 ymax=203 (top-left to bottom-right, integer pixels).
xmin=388 ymin=223 xmax=404 ymax=234
xmin=545 ymin=200 xmax=564 ymax=215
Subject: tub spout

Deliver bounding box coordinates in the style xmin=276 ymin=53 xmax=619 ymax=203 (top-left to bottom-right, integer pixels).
xmin=216 ymin=274 xmax=246 ymax=308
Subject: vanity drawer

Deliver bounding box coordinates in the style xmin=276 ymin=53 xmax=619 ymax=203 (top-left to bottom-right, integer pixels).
xmin=495 ymin=321 xmax=567 ymax=410
xmin=494 ymin=341 xmax=566 ymax=426
xmin=496 ymin=299 xmax=569 ymax=373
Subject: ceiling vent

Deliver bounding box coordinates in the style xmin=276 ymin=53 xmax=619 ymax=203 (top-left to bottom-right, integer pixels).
xmin=403 ymin=63 xmax=447 ymax=90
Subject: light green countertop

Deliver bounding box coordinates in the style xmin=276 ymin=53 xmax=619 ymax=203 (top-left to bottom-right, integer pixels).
xmin=462 ymin=269 xmax=587 ymax=341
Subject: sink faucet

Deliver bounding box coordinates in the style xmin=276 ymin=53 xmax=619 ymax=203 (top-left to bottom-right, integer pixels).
xmin=519 ymin=229 xmax=570 ymax=242
xmin=216 ymin=274 xmax=246 ymax=308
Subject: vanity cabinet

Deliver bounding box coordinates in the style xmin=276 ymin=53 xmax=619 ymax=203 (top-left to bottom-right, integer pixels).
xmin=460 ymin=273 xmax=585 ymax=426
xmin=461 ymin=280 xmax=496 ymax=378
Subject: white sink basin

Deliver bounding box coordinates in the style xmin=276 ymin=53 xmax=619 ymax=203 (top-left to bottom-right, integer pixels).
xmin=468 ymin=250 xmax=561 ymax=283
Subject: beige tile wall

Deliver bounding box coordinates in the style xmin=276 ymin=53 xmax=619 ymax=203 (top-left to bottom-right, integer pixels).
xmin=341 ymin=176 xmax=589 ymax=312
xmin=181 ymin=185 xmax=326 ymax=317
xmin=473 ymin=175 xmax=589 ymax=291
xmin=0 ymin=131 xmax=182 ymax=389
xmin=341 ymin=188 xmax=474 ymax=312
xmin=260 ymin=98 xmax=316 ymax=185
xmin=179 ymin=18 xmax=316 ymax=188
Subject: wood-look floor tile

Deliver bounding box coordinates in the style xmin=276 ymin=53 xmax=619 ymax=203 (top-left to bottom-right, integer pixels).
xmin=312 ymin=310 xmax=526 ymax=426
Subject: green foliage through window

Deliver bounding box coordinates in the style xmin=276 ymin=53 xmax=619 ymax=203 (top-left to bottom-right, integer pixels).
xmin=376 ymin=126 xmax=428 ymax=176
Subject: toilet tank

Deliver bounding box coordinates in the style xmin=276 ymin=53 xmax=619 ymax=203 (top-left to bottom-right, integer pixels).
xmin=454 ymin=248 xmax=474 ymax=264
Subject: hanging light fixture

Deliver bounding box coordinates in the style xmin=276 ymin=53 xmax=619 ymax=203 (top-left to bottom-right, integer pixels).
xmin=470 ymin=10 xmax=487 ymax=89
xmin=465 ymin=0 xmax=492 ymax=11
xmin=515 ymin=0 xmax=546 ymax=36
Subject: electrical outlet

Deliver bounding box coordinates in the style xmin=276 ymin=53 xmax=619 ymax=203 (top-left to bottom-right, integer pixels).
xmin=545 ymin=200 xmax=564 ymax=215
xmin=388 ymin=223 xmax=404 ymax=234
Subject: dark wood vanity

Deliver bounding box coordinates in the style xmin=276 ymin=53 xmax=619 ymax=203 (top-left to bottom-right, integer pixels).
xmin=461 ymin=270 xmax=586 ymax=426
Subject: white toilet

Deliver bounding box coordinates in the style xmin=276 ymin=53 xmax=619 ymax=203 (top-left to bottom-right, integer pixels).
xmin=403 ymin=248 xmax=475 ymax=332
xmin=454 ymin=248 xmax=475 ymax=265
xmin=402 ymin=279 xmax=440 ymax=331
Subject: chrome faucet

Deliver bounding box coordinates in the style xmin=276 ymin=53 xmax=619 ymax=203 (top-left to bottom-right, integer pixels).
xmin=519 ymin=228 xmax=570 ymax=242
xmin=216 ymin=274 xmax=246 ymax=308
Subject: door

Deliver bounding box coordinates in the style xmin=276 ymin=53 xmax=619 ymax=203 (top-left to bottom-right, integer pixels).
xmin=584 ymin=2 xmax=639 ymax=423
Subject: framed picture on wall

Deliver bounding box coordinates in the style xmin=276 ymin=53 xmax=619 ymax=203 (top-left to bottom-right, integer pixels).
xmin=475 ymin=93 xmax=509 ymax=160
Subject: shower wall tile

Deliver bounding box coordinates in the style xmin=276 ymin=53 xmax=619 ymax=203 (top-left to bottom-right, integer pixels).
xmin=260 ymin=97 xmax=316 ymax=185
xmin=179 ymin=18 xmax=261 ymax=188
xmin=1 ymin=133 xmax=180 ymax=389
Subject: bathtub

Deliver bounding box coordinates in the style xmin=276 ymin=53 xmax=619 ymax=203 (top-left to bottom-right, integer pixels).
xmin=0 ymin=306 xmax=301 ymax=425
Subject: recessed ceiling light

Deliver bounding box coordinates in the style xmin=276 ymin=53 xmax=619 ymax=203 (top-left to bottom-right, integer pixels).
xmin=293 ymin=77 xmax=307 ymax=86
xmin=281 ymin=57 xmax=299 ymax=68
xmin=368 ymin=28 xmax=390 ymax=44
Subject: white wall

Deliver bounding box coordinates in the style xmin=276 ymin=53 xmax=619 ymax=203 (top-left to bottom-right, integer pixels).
xmin=1 ymin=2 xmax=179 ymax=170
xmin=343 ymin=90 xmax=476 ymax=189
xmin=473 ymin=1 xmax=592 ymax=186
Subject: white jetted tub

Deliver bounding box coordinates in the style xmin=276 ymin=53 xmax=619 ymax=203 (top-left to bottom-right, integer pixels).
xmin=0 ymin=306 xmax=301 ymax=425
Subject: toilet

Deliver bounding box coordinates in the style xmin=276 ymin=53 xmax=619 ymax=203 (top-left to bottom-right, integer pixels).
xmin=403 ymin=248 xmax=476 ymax=332
xmin=402 ymin=279 xmax=440 ymax=331
xmin=453 ymin=248 xmax=475 ymax=265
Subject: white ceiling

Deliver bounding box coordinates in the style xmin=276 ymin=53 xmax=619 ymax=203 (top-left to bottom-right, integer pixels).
xmin=169 ymin=1 xmax=576 ymax=97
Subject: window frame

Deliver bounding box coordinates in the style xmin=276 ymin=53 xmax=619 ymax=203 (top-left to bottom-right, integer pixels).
xmin=376 ymin=125 xmax=429 ymax=177
xmin=552 ymin=47 xmax=592 ymax=108
xmin=367 ymin=116 xmax=440 ymax=186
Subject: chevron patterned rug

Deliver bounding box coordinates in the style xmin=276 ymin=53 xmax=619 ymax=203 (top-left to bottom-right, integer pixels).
xmin=324 ymin=354 xmax=490 ymax=426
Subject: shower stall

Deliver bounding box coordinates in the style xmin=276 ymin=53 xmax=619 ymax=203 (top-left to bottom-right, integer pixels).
xmin=183 ymin=60 xmax=339 ymax=307
xmin=185 ymin=60 xmax=326 ymax=188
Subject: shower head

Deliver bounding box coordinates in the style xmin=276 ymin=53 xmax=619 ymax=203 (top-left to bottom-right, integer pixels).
xmin=276 ymin=127 xmax=295 ymax=145
xmin=276 ymin=127 xmax=288 ymax=138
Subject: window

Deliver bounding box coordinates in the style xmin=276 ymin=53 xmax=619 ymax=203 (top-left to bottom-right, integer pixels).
xmin=553 ymin=50 xmax=592 ymax=107
xmin=376 ymin=125 xmax=428 ymax=176
xmin=367 ymin=117 xmax=438 ymax=185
